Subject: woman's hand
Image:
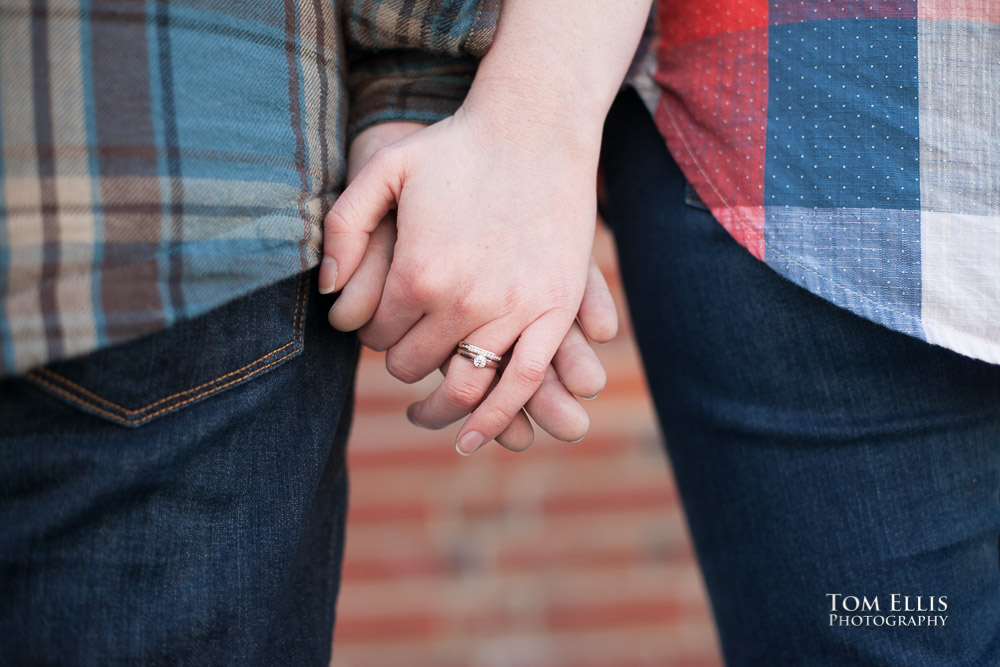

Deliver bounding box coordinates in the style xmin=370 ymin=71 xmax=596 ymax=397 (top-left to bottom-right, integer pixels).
xmin=325 ymin=119 xmax=617 ymax=454
xmin=322 ymin=0 xmax=649 ymax=454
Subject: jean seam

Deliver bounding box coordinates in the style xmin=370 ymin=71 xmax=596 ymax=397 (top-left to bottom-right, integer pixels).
xmin=24 ymin=273 xmax=309 ymax=427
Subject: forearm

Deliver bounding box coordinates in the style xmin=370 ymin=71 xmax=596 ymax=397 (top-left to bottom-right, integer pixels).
xmin=463 ymin=0 xmax=652 ymax=149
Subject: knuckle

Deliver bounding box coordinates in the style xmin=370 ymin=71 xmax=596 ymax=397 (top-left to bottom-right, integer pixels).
xmin=408 ymin=278 xmax=434 ymax=304
xmin=514 ymin=357 xmax=548 ymax=386
xmin=357 ymin=326 xmax=387 ymax=352
xmin=385 ymin=354 xmax=421 ymax=384
xmin=324 ymin=204 xmax=353 ymax=235
xmin=399 ymin=268 xmax=440 ymax=304
xmin=370 ymin=145 xmax=397 ymax=171
xmin=451 ymin=291 xmax=480 ymax=319
xmin=495 ymin=285 xmax=533 ymax=321
xmin=369 ymin=146 xmax=405 ymax=190
xmin=443 ymin=378 xmax=484 ymax=411
xmin=482 ymin=404 xmax=517 ymax=430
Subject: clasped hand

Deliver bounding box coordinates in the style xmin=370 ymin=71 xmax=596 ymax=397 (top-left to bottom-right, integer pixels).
xmin=318 ymin=106 xmax=616 ymax=455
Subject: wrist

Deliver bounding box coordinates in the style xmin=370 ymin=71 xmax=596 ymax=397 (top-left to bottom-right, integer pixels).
xmin=459 ymin=74 xmax=605 ymax=164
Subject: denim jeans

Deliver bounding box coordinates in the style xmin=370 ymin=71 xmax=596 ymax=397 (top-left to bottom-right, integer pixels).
xmin=601 ymin=89 xmax=1000 ymax=665
xmin=0 ymin=271 xmax=359 ymax=665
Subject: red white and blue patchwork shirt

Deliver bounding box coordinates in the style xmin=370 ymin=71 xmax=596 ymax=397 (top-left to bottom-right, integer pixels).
xmin=630 ymin=0 xmax=1000 ymax=363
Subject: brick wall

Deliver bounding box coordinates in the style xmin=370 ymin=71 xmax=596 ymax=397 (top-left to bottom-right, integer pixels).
xmin=331 ymin=225 xmax=724 ymax=667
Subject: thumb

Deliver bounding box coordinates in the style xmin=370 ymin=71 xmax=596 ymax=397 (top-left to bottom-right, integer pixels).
xmin=319 ymin=146 xmax=405 ymax=294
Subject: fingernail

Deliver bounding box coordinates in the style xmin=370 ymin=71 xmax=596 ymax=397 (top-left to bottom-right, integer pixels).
xmin=456 ymin=431 xmax=484 ymax=456
xmin=582 ymin=391 xmax=601 ymax=401
xmin=569 ymin=435 xmax=585 ymax=444
xmin=318 ymin=256 xmax=338 ymax=294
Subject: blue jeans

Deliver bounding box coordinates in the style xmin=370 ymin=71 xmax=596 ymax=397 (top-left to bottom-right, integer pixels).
xmin=601 ymin=89 xmax=1000 ymax=665
xmin=0 ymin=271 xmax=358 ymax=665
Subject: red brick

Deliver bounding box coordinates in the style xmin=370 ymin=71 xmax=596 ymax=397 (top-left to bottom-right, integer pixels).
xmin=331 ymin=229 xmax=723 ymax=667
xmin=547 ymin=599 xmax=683 ymax=631
xmin=342 ymin=552 xmax=457 ymax=582
xmin=348 ymin=501 xmax=429 ymax=524
xmin=334 ymin=613 xmax=435 ymax=642
xmin=543 ymin=486 xmax=677 ymax=516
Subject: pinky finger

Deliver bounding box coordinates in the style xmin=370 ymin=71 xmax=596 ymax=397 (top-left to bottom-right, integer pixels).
xmin=462 ymin=368 xmax=534 ymax=454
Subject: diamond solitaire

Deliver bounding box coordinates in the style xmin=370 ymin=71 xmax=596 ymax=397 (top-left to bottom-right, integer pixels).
xmin=458 ymin=341 xmax=502 ymax=369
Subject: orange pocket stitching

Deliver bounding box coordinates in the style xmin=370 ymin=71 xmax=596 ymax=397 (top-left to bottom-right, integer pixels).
xmin=27 ymin=351 xmax=301 ymax=427
xmin=30 ymin=342 xmax=295 ymax=414
xmin=26 ymin=274 xmax=308 ymax=425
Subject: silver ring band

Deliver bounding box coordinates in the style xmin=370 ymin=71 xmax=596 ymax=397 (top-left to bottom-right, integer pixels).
xmin=458 ymin=349 xmax=499 ymax=368
xmin=458 ymin=341 xmax=502 ymax=369
xmin=458 ymin=342 xmax=502 ymax=362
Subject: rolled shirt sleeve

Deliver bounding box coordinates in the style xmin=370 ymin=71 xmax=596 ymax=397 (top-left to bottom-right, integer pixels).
xmin=342 ymin=0 xmax=500 ymax=138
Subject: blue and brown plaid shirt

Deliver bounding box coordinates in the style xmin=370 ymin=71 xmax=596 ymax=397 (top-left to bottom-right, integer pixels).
xmin=0 ymin=0 xmax=498 ymax=376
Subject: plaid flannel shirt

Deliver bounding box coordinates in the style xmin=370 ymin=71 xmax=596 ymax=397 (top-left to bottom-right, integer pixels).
xmin=0 ymin=0 xmax=498 ymax=376
xmin=631 ymin=0 xmax=1000 ymax=363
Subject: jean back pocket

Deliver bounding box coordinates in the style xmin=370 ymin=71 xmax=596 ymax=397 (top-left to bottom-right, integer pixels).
xmin=24 ymin=274 xmax=308 ymax=428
